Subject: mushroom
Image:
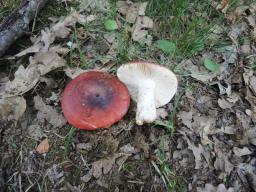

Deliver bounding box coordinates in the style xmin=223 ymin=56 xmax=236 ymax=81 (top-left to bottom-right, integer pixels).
xmin=61 ymin=71 xmax=130 ymax=130
xmin=117 ymin=61 xmax=178 ymax=125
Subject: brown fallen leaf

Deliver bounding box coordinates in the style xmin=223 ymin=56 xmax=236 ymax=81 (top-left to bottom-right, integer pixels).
xmin=132 ymin=16 xmax=153 ymax=42
xmin=117 ymin=1 xmax=153 ymax=43
xmin=156 ymin=107 xmax=169 ymax=119
xmin=182 ymin=59 xmax=216 ymax=83
xmin=213 ymin=137 xmax=234 ymax=175
xmin=197 ymin=183 xmax=234 ymax=192
xmin=90 ymin=153 xmax=124 ymax=178
xmin=183 ymin=135 xmax=204 ymax=169
xmin=178 ymin=108 xmax=216 ymax=145
xmin=79 ymin=0 xmax=110 ymax=12
xmin=236 ymin=162 xmax=256 ymax=191
xmin=218 ymin=98 xmax=234 ymax=109
xmin=120 ymin=143 xmax=138 ymax=154
xmin=0 ymin=96 xmax=26 ymax=122
xmin=233 ymin=147 xmax=252 ymax=157
xmin=64 ymin=67 xmax=87 ymax=79
xmin=1 ymin=52 xmax=66 ymax=97
xmin=36 ymin=138 xmax=50 ymax=154
xmin=10 ymin=12 xmax=91 ymax=58
xmin=117 ymin=1 xmax=148 ymax=24
xmin=177 ymin=111 xmax=193 ymax=128
xmin=27 ymin=123 xmax=45 ymax=140
xmin=34 ymin=95 xmax=67 ymax=128
xmin=1 ymin=65 xmax=40 ymax=97
xmin=46 ymin=164 xmax=64 ymax=184
xmin=29 ymin=52 xmax=66 ymax=75
xmin=135 ymin=132 xmax=149 ymax=157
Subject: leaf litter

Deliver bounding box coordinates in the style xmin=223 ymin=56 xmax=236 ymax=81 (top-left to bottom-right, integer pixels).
xmin=1 ymin=0 xmax=256 ymax=191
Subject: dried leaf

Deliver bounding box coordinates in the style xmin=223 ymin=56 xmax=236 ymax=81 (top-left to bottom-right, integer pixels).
xmin=120 ymin=143 xmax=138 ymax=154
xmin=90 ymin=153 xmax=123 ymax=178
xmin=1 ymin=65 xmax=40 ymax=97
xmin=80 ymin=174 xmax=92 ymax=183
xmin=2 ymin=52 xmax=66 ymax=97
xmin=34 ymin=95 xmax=66 ymax=128
xmin=179 ymin=110 xmax=216 ymax=145
xmin=117 ymin=1 xmax=147 ymax=23
xmin=27 ymin=123 xmax=45 ymax=140
xmin=0 ymin=96 xmax=26 ymax=121
xmin=79 ymin=0 xmax=110 ymax=12
xmin=210 ymin=81 xmax=231 ymax=96
xmin=29 ymin=52 xmax=66 ymax=75
xmin=178 ymin=111 xmax=193 ymax=128
xmin=36 ymin=138 xmax=50 ymax=154
xmin=132 ymin=16 xmax=153 ymax=42
xmin=156 ymin=108 xmax=169 ymax=119
xmin=182 ymin=59 xmax=216 ymax=82
xmin=182 ymin=135 xmax=204 ymax=169
xmin=197 ymin=183 xmax=234 ymax=192
xmin=47 ymin=164 xmax=64 ymax=184
xmin=49 ymin=45 xmax=70 ymax=55
xmin=214 ymin=139 xmax=234 ymax=175
xmin=11 ymin=12 xmax=90 ymax=58
xmin=135 ymin=132 xmax=149 ymax=157
xmin=76 ymin=143 xmax=92 ymax=151
xmin=117 ymin=1 xmax=153 ymax=42
xmin=218 ymin=98 xmax=233 ymax=109
xmin=14 ymin=43 xmax=42 ymax=57
xmin=64 ymin=67 xmax=87 ymax=79
xmin=194 ymin=116 xmax=216 ymax=145
xmin=233 ymin=147 xmax=252 ymax=157
xmin=236 ymin=162 xmax=256 ymax=191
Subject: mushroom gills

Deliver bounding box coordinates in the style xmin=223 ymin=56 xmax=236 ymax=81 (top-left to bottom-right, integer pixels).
xmin=136 ymin=78 xmax=157 ymax=125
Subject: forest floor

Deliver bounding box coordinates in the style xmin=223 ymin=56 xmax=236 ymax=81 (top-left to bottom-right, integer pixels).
xmin=0 ymin=0 xmax=256 ymax=191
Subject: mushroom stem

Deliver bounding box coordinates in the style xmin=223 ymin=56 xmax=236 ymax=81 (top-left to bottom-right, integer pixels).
xmin=136 ymin=79 xmax=157 ymax=125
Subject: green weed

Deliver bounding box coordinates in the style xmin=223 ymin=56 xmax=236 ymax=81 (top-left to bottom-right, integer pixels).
xmin=147 ymin=0 xmax=214 ymax=57
xmin=0 ymin=0 xmax=22 ymax=22
xmin=155 ymin=85 xmax=188 ymax=135
xmin=152 ymin=136 xmax=186 ymax=192
xmin=34 ymin=1 xmax=79 ymax=31
xmin=121 ymin=162 xmax=134 ymax=172
xmin=64 ymin=126 xmax=76 ymax=157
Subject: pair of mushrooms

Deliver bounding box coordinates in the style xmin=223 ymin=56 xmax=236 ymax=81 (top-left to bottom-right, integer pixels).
xmin=61 ymin=61 xmax=178 ymax=130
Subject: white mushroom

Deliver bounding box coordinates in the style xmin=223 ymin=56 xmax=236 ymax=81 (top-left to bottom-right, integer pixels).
xmin=117 ymin=61 xmax=178 ymax=125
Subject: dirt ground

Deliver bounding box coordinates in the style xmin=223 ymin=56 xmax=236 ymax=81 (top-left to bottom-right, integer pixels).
xmin=0 ymin=0 xmax=256 ymax=191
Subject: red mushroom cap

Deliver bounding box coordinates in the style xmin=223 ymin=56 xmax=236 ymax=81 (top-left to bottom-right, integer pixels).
xmin=61 ymin=71 xmax=130 ymax=130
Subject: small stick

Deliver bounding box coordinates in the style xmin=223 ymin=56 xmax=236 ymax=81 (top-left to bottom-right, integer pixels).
xmin=0 ymin=0 xmax=48 ymax=57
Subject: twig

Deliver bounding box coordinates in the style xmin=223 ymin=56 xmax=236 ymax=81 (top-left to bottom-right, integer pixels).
xmin=127 ymin=180 xmax=145 ymax=185
xmin=150 ymin=160 xmax=167 ymax=188
xmin=0 ymin=0 xmax=48 ymax=57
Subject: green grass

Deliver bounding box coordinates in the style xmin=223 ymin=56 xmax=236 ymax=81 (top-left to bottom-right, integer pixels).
xmin=152 ymin=136 xmax=187 ymax=192
xmin=74 ymin=27 xmax=88 ymax=67
xmin=147 ymin=0 xmax=214 ymax=57
xmin=64 ymin=126 xmax=76 ymax=157
xmin=155 ymin=85 xmax=189 ymax=135
xmin=34 ymin=1 xmax=79 ymax=32
xmin=0 ymin=0 xmax=22 ymax=22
